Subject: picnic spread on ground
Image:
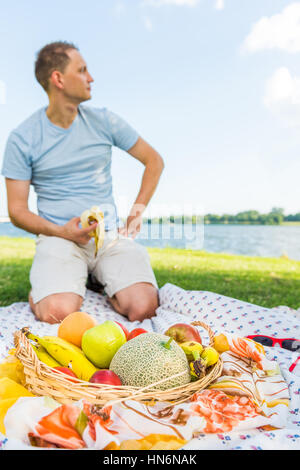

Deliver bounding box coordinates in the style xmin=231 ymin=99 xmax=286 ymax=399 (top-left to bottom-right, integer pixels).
xmin=0 ymin=283 xmax=299 ymax=450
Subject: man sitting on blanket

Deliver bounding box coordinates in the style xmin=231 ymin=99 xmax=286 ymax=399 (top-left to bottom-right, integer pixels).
xmin=1 ymin=41 xmax=164 ymax=324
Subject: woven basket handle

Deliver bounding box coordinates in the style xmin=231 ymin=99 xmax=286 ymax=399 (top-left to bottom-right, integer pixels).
xmin=13 ymin=329 xmax=22 ymax=354
xmin=14 ymin=327 xmax=29 ymax=353
xmin=14 ymin=327 xmax=41 ymax=374
xmin=190 ymin=321 xmax=215 ymax=346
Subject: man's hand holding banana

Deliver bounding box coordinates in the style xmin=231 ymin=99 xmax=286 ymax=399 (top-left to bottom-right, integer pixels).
xmin=60 ymin=203 xmax=142 ymax=252
xmin=57 ymin=206 xmax=104 ymax=255
xmin=58 ymin=216 xmax=98 ymax=246
xmin=80 ymin=206 xmax=105 ymax=256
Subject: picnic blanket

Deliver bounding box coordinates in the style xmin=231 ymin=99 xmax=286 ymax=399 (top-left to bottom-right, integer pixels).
xmin=0 ymin=283 xmax=299 ymax=450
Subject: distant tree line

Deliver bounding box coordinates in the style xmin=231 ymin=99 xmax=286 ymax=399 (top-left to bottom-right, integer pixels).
xmin=142 ymin=208 xmax=300 ymax=225
xmin=284 ymin=213 xmax=300 ymax=222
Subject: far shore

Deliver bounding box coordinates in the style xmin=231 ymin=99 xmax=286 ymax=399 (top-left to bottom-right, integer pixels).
xmin=0 ymin=217 xmax=300 ymax=226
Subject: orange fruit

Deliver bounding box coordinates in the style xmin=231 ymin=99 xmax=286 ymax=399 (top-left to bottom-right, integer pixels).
xmin=213 ymin=334 xmax=230 ymax=353
xmin=58 ymin=311 xmax=97 ymax=347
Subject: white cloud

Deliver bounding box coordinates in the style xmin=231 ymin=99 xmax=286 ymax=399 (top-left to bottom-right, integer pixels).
xmin=143 ymin=16 xmax=153 ymax=31
xmin=215 ymin=0 xmax=224 ymax=11
xmin=0 ymin=80 xmax=6 ymax=104
xmin=264 ymin=67 xmax=300 ymax=126
xmin=243 ymin=2 xmax=300 ymax=53
xmin=142 ymin=0 xmax=199 ymax=7
xmin=113 ymin=2 xmax=125 ymax=18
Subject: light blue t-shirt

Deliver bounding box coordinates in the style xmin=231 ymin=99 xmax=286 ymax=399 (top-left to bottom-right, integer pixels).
xmin=1 ymin=105 xmax=139 ymax=230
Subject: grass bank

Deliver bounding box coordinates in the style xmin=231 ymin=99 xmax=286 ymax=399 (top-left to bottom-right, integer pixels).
xmin=281 ymin=221 xmax=300 ymax=226
xmin=0 ymin=236 xmax=299 ymax=309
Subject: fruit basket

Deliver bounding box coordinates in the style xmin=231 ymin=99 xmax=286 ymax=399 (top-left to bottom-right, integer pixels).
xmin=14 ymin=322 xmax=223 ymax=407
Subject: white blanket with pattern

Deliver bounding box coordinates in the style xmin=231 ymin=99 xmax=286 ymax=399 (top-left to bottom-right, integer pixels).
xmin=0 ymin=283 xmax=299 ymax=450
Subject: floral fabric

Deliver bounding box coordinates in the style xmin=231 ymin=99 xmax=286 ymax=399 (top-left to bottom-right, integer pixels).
xmin=0 ymin=283 xmax=299 ymax=450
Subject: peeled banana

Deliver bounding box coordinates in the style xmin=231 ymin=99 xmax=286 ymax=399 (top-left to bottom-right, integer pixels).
xmin=26 ymin=332 xmax=98 ymax=381
xmin=80 ymin=206 xmax=105 ymax=257
xmin=31 ymin=344 xmax=61 ymax=368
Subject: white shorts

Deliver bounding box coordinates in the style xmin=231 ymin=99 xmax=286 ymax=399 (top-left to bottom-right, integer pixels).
xmin=30 ymin=230 xmax=158 ymax=304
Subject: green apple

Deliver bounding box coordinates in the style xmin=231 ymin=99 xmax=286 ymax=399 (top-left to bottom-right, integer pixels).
xmin=81 ymin=320 xmax=126 ymax=368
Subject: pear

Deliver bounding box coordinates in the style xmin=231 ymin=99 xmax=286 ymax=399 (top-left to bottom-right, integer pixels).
xmin=81 ymin=321 xmax=126 ymax=368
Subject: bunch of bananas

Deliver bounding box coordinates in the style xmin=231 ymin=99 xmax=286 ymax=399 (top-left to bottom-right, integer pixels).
xmin=25 ymin=330 xmax=98 ymax=382
xmin=179 ymin=341 xmax=219 ymax=381
xmin=80 ymin=206 xmax=105 ymax=257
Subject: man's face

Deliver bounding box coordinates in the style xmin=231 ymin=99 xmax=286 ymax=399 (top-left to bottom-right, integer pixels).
xmin=57 ymin=49 xmax=94 ymax=102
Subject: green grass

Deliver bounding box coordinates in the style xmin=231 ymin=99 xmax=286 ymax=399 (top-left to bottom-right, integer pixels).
xmin=0 ymin=237 xmax=36 ymax=307
xmin=0 ymin=236 xmax=300 ymax=309
xmin=281 ymin=221 xmax=300 ymax=226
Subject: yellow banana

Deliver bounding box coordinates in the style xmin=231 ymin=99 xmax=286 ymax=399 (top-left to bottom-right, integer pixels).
xmin=26 ymin=333 xmax=98 ymax=381
xmin=31 ymin=344 xmax=61 ymax=368
xmin=189 ymin=358 xmax=206 ymax=381
xmin=80 ymin=206 xmax=105 ymax=257
xmin=200 ymin=347 xmax=219 ymax=367
xmin=180 ymin=341 xmax=203 ymax=362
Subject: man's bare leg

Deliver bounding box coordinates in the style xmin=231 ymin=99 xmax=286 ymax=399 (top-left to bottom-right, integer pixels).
xmin=29 ymin=291 xmax=83 ymax=324
xmin=107 ymin=282 xmax=159 ymax=322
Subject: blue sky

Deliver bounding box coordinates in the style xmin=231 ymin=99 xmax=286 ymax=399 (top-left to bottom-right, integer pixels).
xmin=1 ymin=0 xmax=300 ymax=218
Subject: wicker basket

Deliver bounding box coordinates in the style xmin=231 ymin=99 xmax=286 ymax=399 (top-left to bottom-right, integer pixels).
xmin=14 ymin=321 xmax=223 ymax=407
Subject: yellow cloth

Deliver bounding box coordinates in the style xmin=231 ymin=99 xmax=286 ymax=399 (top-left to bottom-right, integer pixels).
xmin=0 ymin=349 xmax=26 ymax=385
xmin=0 ymin=398 xmax=19 ymax=434
xmin=0 ymin=377 xmax=33 ymax=400
xmin=0 ymin=377 xmax=34 ymax=435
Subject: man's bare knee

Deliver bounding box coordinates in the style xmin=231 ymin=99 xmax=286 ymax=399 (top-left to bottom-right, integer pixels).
xmin=28 ymin=291 xmax=36 ymax=315
xmin=109 ymin=283 xmax=159 ymax=322
xmin=107 ymin=296 xmax=146 ymax=322
xmin=127 ymin=295 xmax=159 ymax=322
xmin=33 ymin=293 xmax=83 ymax=324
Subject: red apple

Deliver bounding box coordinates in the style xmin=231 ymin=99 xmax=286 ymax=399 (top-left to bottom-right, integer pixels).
xmin=89 ymin=370 xmax=122 ymax=386
xmin=127 ymin=328 xmax=148 ymax=341
xmin=53 ymin=367 xmax=78 ymax=382
xmin=114 ymin=321 xmax=130 ymax=340
xmin=164 ymin=323 xmax=202 ymax=344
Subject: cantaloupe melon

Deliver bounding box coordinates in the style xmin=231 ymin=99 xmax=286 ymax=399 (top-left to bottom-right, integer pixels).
xmin=109 ymin=333 xmax=191 ymax=390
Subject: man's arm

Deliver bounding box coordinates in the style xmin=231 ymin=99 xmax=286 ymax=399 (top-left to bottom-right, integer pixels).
xmin=119 ymin=137 xmax=164 ymax=238
xmin=5 ymin=178 xmax=97 ymax=244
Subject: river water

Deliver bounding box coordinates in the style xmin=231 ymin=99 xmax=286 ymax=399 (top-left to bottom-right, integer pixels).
xmin=0 ymin=222 xmax=299 ymax=261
